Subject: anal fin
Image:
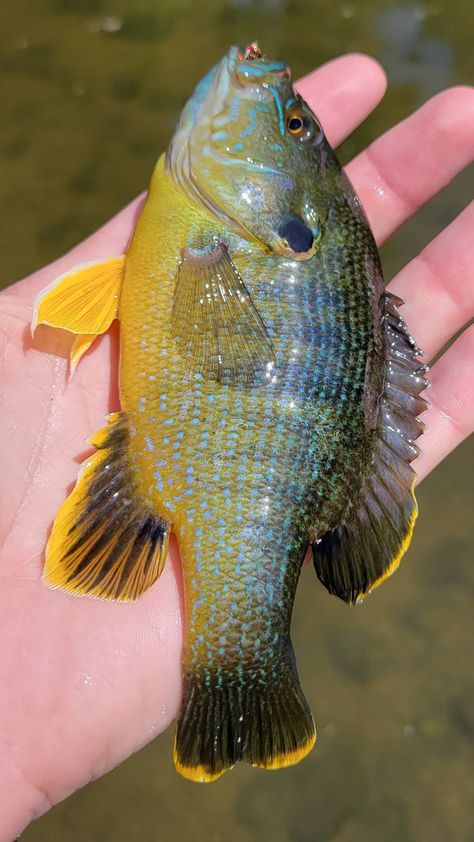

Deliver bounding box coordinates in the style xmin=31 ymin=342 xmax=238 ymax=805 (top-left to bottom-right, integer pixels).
xmin=44 ymin=413 xmax=170 ymax=602
xmin=313 ymin=292 xmax=429 ymax=605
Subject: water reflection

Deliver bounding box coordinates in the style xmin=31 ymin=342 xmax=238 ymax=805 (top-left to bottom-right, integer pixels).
xmin=376 ymin=4 xmax=454 ymax=100
xmin=231 ymin=0 xmax=286 ymax=9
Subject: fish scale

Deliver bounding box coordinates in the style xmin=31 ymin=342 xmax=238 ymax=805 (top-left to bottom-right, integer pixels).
xmin=119 ymin=182 xmax=377 ymax=691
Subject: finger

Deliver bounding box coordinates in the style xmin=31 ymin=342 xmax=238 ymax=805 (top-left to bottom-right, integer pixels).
xmin=413 ymin=325 xmax=474 ymax=482
xmin=388 ymin=201 xmax=474 ymax=360
xmin=346 ymin=86 xmax=474 ymax=245
xmin=295 ymin=53 xmax=387 ymax=147
xmin=6 ymin=54 xmax=387 ymax=303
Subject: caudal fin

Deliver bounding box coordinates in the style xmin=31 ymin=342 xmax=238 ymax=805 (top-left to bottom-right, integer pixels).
xmin=174 ymin=650 xmax=316 ymax=782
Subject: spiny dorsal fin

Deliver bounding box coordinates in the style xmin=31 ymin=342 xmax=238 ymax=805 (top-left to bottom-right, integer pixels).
xmin=313 ymin=292 xmax=429 ymax=605
xmin=171 ymin=240 xmax=274 ymax=386
xmin=44 ymin=413 xmax=170 ymax=602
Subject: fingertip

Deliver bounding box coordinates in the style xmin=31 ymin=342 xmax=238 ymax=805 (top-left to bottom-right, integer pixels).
xmin=432 ymin=84 xmax=474 ymax=111
xmin=296 ymin=53 xmax=387 ymax=147
xmin=341 ymin=52 xmax=387 ymax=89
xmin=298 ymin=52 xmax=387 ymax=96
xmin=423 ymin=85 xmax=474 ymax=144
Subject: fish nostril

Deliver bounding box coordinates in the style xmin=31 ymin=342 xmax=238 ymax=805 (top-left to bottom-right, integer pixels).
xmin=278 ymin=217 xmax=314 ymax=254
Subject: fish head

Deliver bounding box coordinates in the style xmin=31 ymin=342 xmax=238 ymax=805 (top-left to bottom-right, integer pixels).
xmin=167 ymin=43 xmax=330 ymax=260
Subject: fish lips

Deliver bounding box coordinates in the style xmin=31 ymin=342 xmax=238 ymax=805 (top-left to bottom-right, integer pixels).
xmin=226 ymin=44 xmax=291 ymax=99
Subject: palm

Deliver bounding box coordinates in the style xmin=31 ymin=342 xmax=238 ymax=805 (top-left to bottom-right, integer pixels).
xmin=0 ymin=54 xmax=472 ymax=841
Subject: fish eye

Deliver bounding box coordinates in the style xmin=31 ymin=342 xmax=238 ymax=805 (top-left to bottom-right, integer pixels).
xmin=286 ymin=107 xmax=324 ymax=144
xmin=287 ymin=115 xmax=304 ymax=134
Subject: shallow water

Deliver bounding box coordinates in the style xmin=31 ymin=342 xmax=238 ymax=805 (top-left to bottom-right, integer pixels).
xmin=1 ymin=0 xmax=473 ymax=839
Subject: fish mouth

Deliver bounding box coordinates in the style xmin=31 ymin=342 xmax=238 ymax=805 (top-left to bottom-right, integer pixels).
xmin=167 ymin=44 xmax=296 ymax=250
xmin=237 ymin=42 xmax=264 ymax=62
xmin=226 ymin=43 xmax=291 ymax=97
xmin=191 ymin=43 xmax=292 ymax=130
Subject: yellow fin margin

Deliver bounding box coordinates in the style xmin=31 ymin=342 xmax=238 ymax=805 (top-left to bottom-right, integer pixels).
xmin=357 ymin=484 xmax=418 ymax=603
xmin=173 ymin=744 xmax=232 ymax=783
xmin=44 ymin=413 xmax=170 ymax=602
xmin=32 ymin=255 xmax=125 ymax=371
xmin=173 ymin=720 xmax=316 ymax=782
xmin=252 ymin=727 xmax=316 ymax=770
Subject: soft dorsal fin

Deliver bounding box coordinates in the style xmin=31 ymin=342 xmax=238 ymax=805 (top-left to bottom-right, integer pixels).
xmin=32 ymin=256 xmax=125 ymax=373
xmin=171 ymin=240 xmax=274 ymax=386
xmin=312 ymin=292 xmax=429 ymax=604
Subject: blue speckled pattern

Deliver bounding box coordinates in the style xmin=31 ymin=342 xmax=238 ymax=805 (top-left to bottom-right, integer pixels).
xmin=117 ymin=45 xmax=425 ymax=778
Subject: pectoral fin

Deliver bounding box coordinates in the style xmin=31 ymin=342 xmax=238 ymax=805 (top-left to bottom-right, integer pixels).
xmin=32 ymin=256 xmax=125 ymax=370
xmin=312 ymin=292 xmax=429 ymax=605
xmin=171 ymin=240 xmax=274 ymax=386
xmin=70 ymin=334 xmax=97 ymax=375
xmin=44 ymin=413 xmax=171 ymax=602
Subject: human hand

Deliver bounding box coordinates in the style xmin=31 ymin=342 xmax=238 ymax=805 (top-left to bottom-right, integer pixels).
xmin=0 ymin=53 xmax=473 ymax=841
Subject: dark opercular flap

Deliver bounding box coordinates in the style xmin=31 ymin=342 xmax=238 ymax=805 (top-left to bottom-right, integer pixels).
xmin=278 ymin=215 xmax=314 ymax=253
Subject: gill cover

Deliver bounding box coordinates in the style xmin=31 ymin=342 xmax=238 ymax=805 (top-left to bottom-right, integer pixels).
xmin=166 ymin=43 xmax=326 ymax=257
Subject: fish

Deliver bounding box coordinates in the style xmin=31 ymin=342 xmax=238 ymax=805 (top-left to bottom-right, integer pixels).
xmin=32 ymin=42 xmax=428 ymax=782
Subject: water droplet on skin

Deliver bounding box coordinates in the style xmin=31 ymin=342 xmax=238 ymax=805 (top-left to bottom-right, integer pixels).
xmin=148 ymin=707 xmax=168 ymax=734
xmin=75 ymin=673 xmax=94 ymax=692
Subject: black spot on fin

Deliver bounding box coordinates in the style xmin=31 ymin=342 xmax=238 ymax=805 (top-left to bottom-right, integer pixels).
xmin=44 ymin=413 xmax=170 ymax=602
xmin=174 ymin=644 xmax=315 ymax=781
xmin=313 ymin=292 xmax=429 ymax=605
xmin=172 ymin=239 xmax=274 ymax=386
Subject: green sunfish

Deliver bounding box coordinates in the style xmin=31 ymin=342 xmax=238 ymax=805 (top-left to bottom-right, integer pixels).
xmin=33 ymin=42 xmax=428 ymax=781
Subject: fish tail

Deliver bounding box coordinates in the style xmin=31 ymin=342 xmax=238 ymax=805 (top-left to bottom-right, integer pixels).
xmin=174 ymin=644 xmax=316 ymax=782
